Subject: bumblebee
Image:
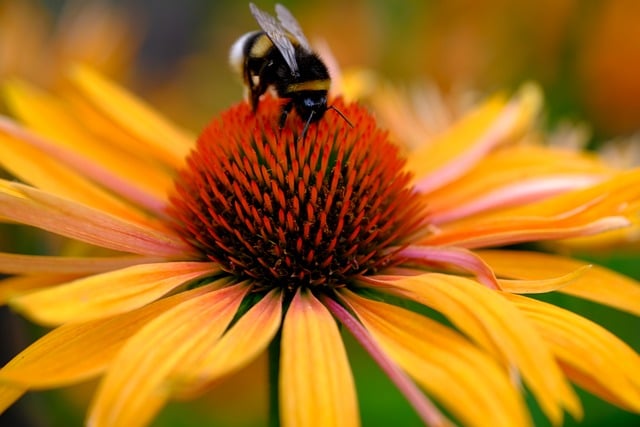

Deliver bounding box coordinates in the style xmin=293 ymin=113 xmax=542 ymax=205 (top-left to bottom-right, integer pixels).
xmin=230 ymin=3 xmax=348 ymax=136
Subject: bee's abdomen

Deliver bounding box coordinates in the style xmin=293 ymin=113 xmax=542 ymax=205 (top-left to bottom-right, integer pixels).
xmin=229 ymin=31 xmax=263 ymax=75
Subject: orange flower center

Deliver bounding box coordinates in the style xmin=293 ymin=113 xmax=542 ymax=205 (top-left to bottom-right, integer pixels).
xmin=168 ymin=97 xmax=425 ymax=291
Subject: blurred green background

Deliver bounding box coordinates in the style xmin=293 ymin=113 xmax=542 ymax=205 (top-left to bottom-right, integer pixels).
xmin=1 ymin=0 xmax=639 ymax=426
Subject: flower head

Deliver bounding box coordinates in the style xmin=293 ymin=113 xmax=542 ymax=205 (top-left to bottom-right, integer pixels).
xmin=168 ymin=97 xmax=424 ymax=291
xmin=0 ymin=65 xmax=639 ymax=427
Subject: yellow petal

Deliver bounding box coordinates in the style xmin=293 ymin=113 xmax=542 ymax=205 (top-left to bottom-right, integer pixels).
xmin=0 ymin=180 xmax=191 ymax=257
xmin=498 ymin=265 xmax=592 ymax=294
xmin=0 ymin=114 xmax=169 ymax=215
xmin=408 ymin=84 xmax=541 ymax=193
xmin=87 ymin=283 xmax=248 ymax=427
xmin=69 ymin=64 xmax=194 ymax=169
xmin=280 ymin=289 xmax=359 ymax=427
xmin=0 ymin=252 xmax=162 ymax=275
xmin=11 ymin=262 xmax=220 ymax=325
xmin=343 ymin=290 xmax=530 ymax=427
xmin=0 ymin=284 xmax=215 ymax=388
xmin=173 ymin=289 xmax=283 ymax=396
xmin=478 ymin=250 xmax=640 ymax=316
xmin=0 ymin=274 xmax=79 ymax=305
xmin=505 ymin=293 xmax=640 ymax=412
xmin=0 ymin=385 xmax=24 ymax=414
xmin=406 ymin=93 xmax=505 ymax=186
xmin=372 ymin=273 xmax=581 ymax=424
xmin=3 ymin=80 xmax=175 ymax=200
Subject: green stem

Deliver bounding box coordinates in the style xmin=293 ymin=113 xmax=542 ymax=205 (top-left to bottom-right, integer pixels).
xmin=268 ymin=329 xmax=282 ymax=427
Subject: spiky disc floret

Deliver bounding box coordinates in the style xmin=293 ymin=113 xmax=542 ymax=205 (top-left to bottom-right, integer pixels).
xmin=168 ymin=97 xmax=426 ymax=291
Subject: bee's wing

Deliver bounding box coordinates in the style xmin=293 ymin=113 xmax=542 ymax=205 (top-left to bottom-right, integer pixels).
xmin=275 ymin=4 xmax=311 ymax=51
xmin=249 ymin=3 xmax=299 ymax=75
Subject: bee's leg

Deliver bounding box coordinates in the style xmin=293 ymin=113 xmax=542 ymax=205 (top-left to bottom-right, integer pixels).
xmin=279 ymin=101 xmax=294 ymax=129
xmin=250 ymin=85 xmax=262 ymax=112
xmin=245 ymin=61 xmax=261 ymax=111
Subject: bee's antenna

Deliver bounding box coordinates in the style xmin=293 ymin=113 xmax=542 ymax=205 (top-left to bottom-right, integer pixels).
xmin=299 ymin=106 xmax=352 ymax=142
xmin=328 ymin=105 xmax=353 ymax=128
xmin=300 ymin=110 xmax=315 ymax=142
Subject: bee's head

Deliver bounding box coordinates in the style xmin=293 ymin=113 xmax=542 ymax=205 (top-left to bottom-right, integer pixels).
xmin=295 ymin=93 xmax=328 ymax=123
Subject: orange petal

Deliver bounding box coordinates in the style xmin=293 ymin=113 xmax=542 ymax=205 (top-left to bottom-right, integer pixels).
xmin=478 ymin=250 xmax=640 ymax=316
xmin=87 ymin=283 xmax=248 ymax=427
xmin=0 ymin=284 xmax=215 ymax=389
xmin=368 ymin=273 xmax=581 ymax=424
xmin=172 ymin=289 xmax=283 ymax=396
xmin=0 ymin=252 xmax=162 ymax=275
xmin=505 ymin=293 xmax=640 ymax=412
xmin=11 ymin=262 xmax=220 ymax=325
xmin=69 ymin=64 xmax=194 ymax=169
xmin=342 ymin=290 xmax=531 ymax=427
xmin=280 ymin=289 xmax=359 ymax=427
xmin=0 ymin=180 xmax=192 ymax=257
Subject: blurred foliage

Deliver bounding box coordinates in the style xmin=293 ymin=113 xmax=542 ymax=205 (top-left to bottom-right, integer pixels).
xmin=2 ymin=0 xmax=640 ymax=138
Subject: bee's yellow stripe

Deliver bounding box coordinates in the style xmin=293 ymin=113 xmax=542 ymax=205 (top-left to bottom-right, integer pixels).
xmin=250 ymin=34 xmax=273 ymax=58
xmin=287 ymin=80 xmax=331 ymax=92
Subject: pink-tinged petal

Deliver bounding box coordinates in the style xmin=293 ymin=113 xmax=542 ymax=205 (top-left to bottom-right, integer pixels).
xmin=408 ymin=85 xmax=541 ymax=193
xmin=0 ymin=284 xmax=216 ymax=389
xmin=280 ymin=289 xmax=359 ymax=427
xmin=0 ymin=115 xmax=169 ymax=215
xmin=322 ymin=294 xmax=451 ymax=427
xmin=87 ymin=283 xmax=249 ymax=427
xmin=0 ymin=274 xmax=80 ymax=305
xmin=431 ymin=174 xmax=604 ymax=224
xmin=11 ymin=262 xmax=220 ymax=325
xmin=0 ymin=132 xmax=156 ymax=226
xmin=0 ymin=385 xmax=24 ymax=414
xmin=426 ymin=169 xmax=640 ymax=248
xmin=424 ymin=215 xmax=630 ymax=249
xmin=0 ymin=180 xmax=192 ymax=257
xmin=0 ymin=253 xmax=162 ymax=275
xmin=505 ymin=294 xmax=640 ymax=412
xmin=397 ymin=245 xmax=499 ymax=289
xmin=425 ymin=143 xmax=611 ymax=223
xmin=69 ymin=64 xmax=194 ymax=169
xmin=477 ymin=250 xmax=640 ymax=316
xmin=495 ymin=169 xmax=640 ymax=220
xmin=172 ymin=289 xmax=283 ymax=396
xmin=341 ymin=290 xmax=531 ymax=427
xmin=363 ymin=273 xmax=581 ymax=424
